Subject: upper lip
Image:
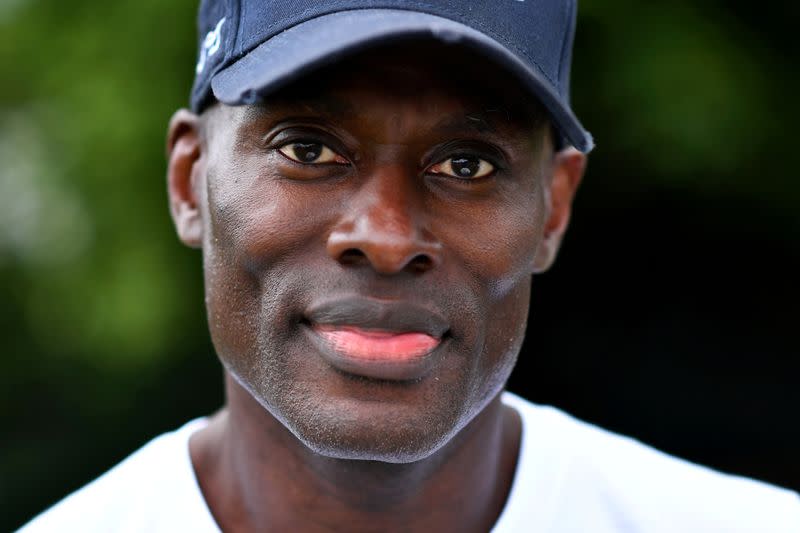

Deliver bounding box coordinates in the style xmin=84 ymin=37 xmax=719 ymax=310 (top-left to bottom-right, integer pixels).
xmin=304 ymin=297 xmax=450 ymax=338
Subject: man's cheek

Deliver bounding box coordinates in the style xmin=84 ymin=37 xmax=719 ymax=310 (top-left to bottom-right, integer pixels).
xmin=458 ymin=217 xmax=540 ymax=300
xmin=203 ymin=250 xmax=262 ymax=361
xmin=476 ymin=279 xmax=530 ymax=396
xmin=206 ymin=193 xmax=290 ymax=274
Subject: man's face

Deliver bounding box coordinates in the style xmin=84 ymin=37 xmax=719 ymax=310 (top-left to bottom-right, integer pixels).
xmin=172 ymin=42 xmax=582 ymax=462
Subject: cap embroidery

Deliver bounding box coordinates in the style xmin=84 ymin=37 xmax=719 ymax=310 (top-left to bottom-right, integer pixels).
xmin=196 ymin=17 xmax=226 ymax=74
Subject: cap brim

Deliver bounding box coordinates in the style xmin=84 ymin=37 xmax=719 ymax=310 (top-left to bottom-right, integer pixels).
xmin=211 ymin=9 xmax=593 ymax=153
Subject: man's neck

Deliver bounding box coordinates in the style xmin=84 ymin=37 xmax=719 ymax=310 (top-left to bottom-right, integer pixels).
xmin=190 ymin=375 xmax=521 ymax=533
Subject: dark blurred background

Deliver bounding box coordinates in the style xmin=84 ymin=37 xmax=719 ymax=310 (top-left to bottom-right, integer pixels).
xmin=2 ymin=0 xmax=798 ymax=529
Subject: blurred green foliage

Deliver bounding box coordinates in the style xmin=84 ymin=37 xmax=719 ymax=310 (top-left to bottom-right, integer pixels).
xmin=576 ymin=2 xmax=799 ymax=202
xmin=1 ymin=0 xmax=198 ymax=369
xmin=1 ymin=0 xmax=798 ymax=529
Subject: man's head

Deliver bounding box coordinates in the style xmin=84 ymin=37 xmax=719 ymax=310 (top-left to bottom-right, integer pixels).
xmin=167 ymin=2 xmax=589 ymax=464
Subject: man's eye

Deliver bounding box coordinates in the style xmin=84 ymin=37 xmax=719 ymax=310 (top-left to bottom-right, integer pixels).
xmin=278 ymin=142 xmax=347 ymax=165
xmin=428 ymin=155 xmax=495 ymax=179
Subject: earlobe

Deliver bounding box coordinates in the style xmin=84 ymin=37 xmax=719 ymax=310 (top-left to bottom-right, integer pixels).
xmin=167 ymin=109 xmax=204 ymax=249
xmin=532 ymin=147 xmax=587 ymax=274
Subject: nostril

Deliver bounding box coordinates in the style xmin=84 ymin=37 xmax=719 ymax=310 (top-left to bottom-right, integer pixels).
xmin=408 ymin=254 xmax=434 ymax=274
xmin=339 ymin=248 xmax=367 ymax=266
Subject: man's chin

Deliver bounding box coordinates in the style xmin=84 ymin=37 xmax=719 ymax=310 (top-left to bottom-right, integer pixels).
xmin=258 ymin=385 xmax=472 ymax=464
xmin=223 ymin=341 xmax=482 ymax=463
xmin=287 ymin=409 xmax=463 ymax=464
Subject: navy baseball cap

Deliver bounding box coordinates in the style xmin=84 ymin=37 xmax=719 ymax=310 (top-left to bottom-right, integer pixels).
xmin=190 ymin=0 xmax=594 ymax=153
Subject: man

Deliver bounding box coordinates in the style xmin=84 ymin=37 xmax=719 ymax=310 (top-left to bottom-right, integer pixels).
xmin=22 ymin=1 xmax=800 ymax=532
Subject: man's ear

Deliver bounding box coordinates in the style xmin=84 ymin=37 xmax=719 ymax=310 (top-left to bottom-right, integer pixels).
xmin=166 ymin=109 xmax=203 ymax=249
xmin=532 ymin=147 xmax=587 ymax=273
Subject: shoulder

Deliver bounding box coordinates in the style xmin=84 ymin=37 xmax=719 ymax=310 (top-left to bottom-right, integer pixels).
xmin=500 ymin=392 xmax=800 ymax=533
xmin=19 ymin=419 xmax=216 ymax=533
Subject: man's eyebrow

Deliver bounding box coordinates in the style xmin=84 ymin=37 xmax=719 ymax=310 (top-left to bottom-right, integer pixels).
xmin=432 ymin=109 xmax=517 ymax=136
xmin=257 ymin=95 xmax=356 ymax=118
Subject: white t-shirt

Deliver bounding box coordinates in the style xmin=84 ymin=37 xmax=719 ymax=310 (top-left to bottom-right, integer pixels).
xmin=20 ymin=393 xmax=800 ymax=532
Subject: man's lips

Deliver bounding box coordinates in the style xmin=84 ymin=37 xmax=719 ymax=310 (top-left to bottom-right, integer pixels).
xmin=303 ymin=297 xmax=450 ymax=381
xmin=314 ymin=325 xmax=441 ymax=361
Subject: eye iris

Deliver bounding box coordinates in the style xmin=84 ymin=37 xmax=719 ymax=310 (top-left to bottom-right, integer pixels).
xmin=451 ymin=156 xmax=480 ymax=177
xmin=292 ymin=142 xmax=322 ymax=163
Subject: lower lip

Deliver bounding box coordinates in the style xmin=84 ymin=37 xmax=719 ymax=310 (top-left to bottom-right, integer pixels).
xmin=308 ymin=325 xmax=444 ymax=381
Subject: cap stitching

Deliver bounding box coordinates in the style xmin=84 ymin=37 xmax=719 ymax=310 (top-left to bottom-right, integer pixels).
xmin=235 ymin=0 xmax=246 ymax=56
xmin=556 ymin=0 xmax=570 ymax=88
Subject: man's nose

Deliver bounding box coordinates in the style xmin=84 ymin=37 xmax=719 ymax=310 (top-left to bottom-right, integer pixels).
xmin=326 ymin=169 xmax=442 ymax=275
